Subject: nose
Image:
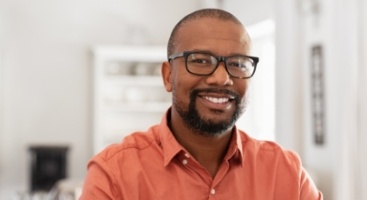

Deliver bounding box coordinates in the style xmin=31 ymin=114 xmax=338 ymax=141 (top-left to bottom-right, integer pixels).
xmin=205 ymin=62 xmax=233 ymax=86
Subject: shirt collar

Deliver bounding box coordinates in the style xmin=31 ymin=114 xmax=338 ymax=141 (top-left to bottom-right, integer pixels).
xmin=158 ymin=109 xmax=184 ymax=166
xmin=225 ymin=126 xmax=244 ymax=167
xmin=158 ymin=108 xmax=244 ymax=167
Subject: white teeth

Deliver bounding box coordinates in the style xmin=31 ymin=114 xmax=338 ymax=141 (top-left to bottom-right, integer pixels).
xmin=204 ymin=96 xmax=229 ymax=103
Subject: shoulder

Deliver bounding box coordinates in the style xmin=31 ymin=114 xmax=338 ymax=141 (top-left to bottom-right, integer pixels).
xmin=93 ymin=125 xmax=160 ymax=163
xmin=239 ymin=131 xmax=301 ymax=169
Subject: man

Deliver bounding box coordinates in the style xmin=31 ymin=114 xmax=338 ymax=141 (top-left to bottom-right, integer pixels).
xmin=80 ymin=8 xmax=323 ymax=199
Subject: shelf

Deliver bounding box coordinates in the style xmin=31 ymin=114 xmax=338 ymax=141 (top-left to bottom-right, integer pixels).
xmin=101 ymin=76 xmax=164 ymax=87
xmin=100 ymin=101 xmax=171 ymax=113
xmin=93 ymin=45 xmax=167 ymax=62
xmin=92 ymin=45 xmax=168 ymax=154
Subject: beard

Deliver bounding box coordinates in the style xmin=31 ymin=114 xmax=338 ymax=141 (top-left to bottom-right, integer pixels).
xmin=172 ymin=87 xmax=246 ymax=137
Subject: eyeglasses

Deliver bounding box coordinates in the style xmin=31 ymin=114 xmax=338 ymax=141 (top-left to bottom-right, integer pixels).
xmin=168 ymin=51 xmax=259 ymax=79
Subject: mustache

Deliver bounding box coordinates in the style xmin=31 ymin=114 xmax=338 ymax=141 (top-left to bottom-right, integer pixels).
xmin=190 ymin=88 xmax=241 ymax=101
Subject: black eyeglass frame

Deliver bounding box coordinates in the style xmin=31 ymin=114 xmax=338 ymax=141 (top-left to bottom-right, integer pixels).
xmin=168 ymin=51 xmax=259 ymax=79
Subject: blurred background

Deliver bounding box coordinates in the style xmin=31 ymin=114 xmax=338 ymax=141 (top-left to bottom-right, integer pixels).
xmin=0 ymin=0 xmax=366 ymax=199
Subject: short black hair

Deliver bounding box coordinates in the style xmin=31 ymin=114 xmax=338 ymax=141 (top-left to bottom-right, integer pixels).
xmin=167 ymin=8 xmax=244 ymax=58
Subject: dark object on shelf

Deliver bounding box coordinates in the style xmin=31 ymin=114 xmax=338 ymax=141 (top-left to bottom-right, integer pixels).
xmin=29 ymin=145 xmax=69 ymax=193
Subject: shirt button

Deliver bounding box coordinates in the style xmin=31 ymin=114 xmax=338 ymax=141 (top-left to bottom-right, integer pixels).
xmin=184 ymin=153 xmax=190 ymax=158
xmin=210 ymin=188 xmax=216 ymax=195
xmin=182 ymin=159 xmax=188 ymax=165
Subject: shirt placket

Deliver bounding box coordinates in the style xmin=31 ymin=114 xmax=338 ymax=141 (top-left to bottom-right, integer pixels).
xmin=179 ymin=151 xmax=232 ymax=199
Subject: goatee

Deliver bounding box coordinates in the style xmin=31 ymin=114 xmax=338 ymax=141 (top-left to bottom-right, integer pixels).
xmin=173 ymin=88 xmax=245 ymax=137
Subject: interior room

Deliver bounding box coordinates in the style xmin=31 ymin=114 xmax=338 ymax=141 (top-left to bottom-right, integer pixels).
xmin=0 ymin=0 xmax=366 ymax=199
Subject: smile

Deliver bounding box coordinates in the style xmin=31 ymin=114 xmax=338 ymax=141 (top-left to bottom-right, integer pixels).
xmin=203 ymin=96 xmax=229 ymax=104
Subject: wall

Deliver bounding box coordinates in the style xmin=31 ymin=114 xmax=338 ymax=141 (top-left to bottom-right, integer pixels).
xmin=222 ymin=0 xmax=274 ymax=25
xmin=276 ymin=0 xmax=367 ymax=199
xmin=274 ymin=0 xmax=303 ymax=155
xmin=275 ymin=0 xmax=338 ymax=198
xmin=301 ymin=0 xmax=338 ymax=197
xmin=0 ymin=0 xmax=200 ymax=198
xmin=361 ymin=2 xmax=367 ymax=198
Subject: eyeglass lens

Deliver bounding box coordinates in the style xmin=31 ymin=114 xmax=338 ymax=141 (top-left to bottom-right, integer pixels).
xmin=186 ymin=53 xmax=255 ymax=78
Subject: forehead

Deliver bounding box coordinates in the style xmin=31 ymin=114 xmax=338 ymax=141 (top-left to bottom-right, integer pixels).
xmin=174 ymin=18 xmax=250 ymax=55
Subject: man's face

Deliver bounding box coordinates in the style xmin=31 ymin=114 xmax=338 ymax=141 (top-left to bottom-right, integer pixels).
xmin=164 ymin=18 xmax=251 ymax=136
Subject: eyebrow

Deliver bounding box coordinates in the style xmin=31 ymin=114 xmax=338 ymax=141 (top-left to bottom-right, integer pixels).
xmin=187 ymin=49 xmax=250 ymax=57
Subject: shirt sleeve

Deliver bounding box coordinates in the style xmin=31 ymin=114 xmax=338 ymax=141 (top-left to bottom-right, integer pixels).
xmin=299 ymin=166 xmax=323 ymax=200
xmin=79 ymin=157 xmax=120 ymax=200
xmin=286 ymin=150 xmax=323 ymax=200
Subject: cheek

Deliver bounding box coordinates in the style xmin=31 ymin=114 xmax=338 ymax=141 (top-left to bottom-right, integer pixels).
xmin=235 ymin=87 xmax=249 ymax=109
xmin=236 ymin=81 xmax=250 ymax=99
xmin=172 ymin=79 xmax=189 ymax=100
xmin=242 ymin=84 xmax=249 ymax=95
xmin=172 ymin=67 xmax=195 ymax=90
xmin=171 ymin=76 xmax=199 ymax=103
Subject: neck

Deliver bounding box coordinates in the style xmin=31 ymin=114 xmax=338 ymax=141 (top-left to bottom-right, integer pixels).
xmin=169 ymin=111 xmax=233 ymax=178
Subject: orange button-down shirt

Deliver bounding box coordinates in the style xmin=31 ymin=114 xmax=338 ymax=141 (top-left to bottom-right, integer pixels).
xmin=80 ymin=111 xmax=322 ymax=200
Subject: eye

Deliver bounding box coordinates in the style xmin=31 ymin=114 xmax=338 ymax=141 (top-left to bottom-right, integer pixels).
xmin=227 ymin=57 xmax=253 ymax=71
xmin=187 ymin=53 xmax=214 ymax=65
xmin=228 ymin=61 xmax=245 ymax=68
xmin=191 ymin=58 xmax=211 ymax=64
xmin=228 ymin=61 xmax=248 ymax=70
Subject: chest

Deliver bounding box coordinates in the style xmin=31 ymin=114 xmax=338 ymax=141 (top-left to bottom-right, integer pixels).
xmin=116 ymin=156 xmax=300 ymax=200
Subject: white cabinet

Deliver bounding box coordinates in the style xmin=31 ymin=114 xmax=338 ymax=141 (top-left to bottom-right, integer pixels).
xmin=92 ymin=45 xmax=170 ymax=154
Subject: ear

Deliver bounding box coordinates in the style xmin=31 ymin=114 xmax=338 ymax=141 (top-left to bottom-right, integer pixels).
xmin=161 ymin=61 xmax=173 ymax=92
